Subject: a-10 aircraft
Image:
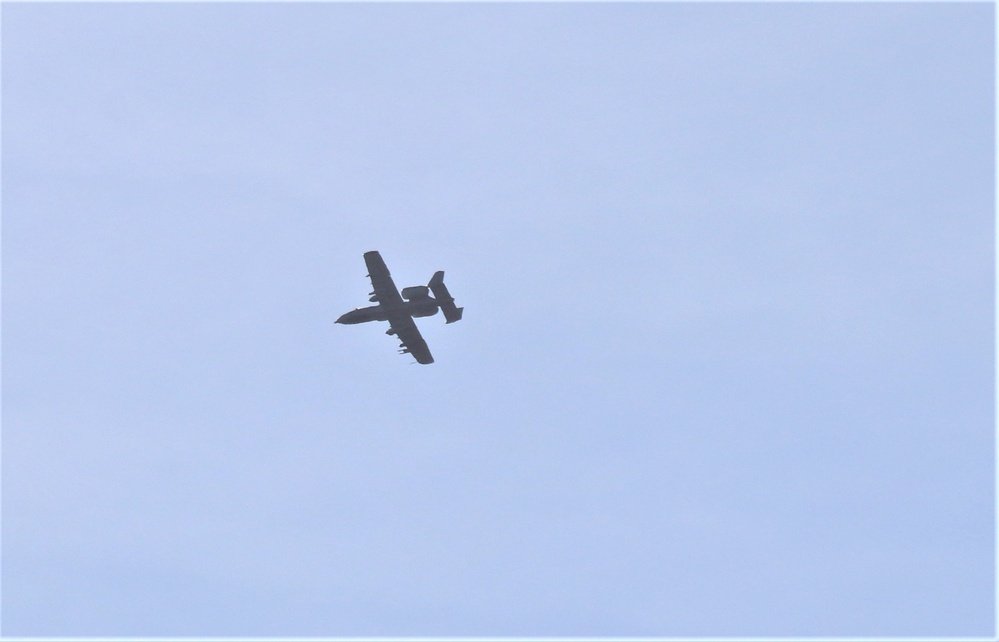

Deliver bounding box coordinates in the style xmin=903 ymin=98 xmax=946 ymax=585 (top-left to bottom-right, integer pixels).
xmin=336 ymin=251 xmax=463 ymax=364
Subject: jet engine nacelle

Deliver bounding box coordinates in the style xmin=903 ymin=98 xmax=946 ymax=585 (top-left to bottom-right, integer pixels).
xmin=401 ymin=285 xmax=431 ymax=301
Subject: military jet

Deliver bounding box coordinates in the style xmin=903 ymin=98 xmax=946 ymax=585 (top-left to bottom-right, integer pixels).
xmin=336 ymin=251 xmax=463 ymax=364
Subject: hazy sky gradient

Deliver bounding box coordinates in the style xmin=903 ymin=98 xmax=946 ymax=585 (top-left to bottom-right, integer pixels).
xmin=2 ymin=2 xmax=994 ymax=636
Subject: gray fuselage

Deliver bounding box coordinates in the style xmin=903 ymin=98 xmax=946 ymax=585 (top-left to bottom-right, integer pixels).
xmin=336 ymin=298 xmax=439 ymax=325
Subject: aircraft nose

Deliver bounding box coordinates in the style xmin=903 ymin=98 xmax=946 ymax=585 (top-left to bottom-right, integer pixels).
xmin=336 ymin=309 xmax=359 ymax=324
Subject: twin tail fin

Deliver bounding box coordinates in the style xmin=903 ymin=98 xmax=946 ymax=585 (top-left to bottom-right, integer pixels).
xmin=428 ymin=271 xmax=463 ymax=324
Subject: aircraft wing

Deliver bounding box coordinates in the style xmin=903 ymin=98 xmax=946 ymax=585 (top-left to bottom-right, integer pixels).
xmin=363 ymin=250 xmax=404 ymax=307
xmin=388 ymin=313 xmax=434 ymax=364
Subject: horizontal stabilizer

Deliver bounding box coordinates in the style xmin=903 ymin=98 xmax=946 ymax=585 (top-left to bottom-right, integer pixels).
xmin=428 ymin=270 xmax=463 ymax=324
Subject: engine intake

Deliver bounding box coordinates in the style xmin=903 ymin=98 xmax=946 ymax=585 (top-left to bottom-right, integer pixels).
xmin=401 ymin=285 xmax=431 ymax=301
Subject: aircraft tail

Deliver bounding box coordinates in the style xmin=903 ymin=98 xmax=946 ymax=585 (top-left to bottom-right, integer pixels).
xmin=429 ymin=271 xmax=463 ymax=323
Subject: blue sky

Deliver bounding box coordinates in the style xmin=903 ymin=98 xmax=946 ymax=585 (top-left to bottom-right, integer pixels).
xmin=2 ymin=2 xmax=994 ymax=637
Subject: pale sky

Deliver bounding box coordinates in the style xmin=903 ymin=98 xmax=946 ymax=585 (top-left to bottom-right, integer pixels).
xmin=2 ymin=2 xmax=994 ymax=637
